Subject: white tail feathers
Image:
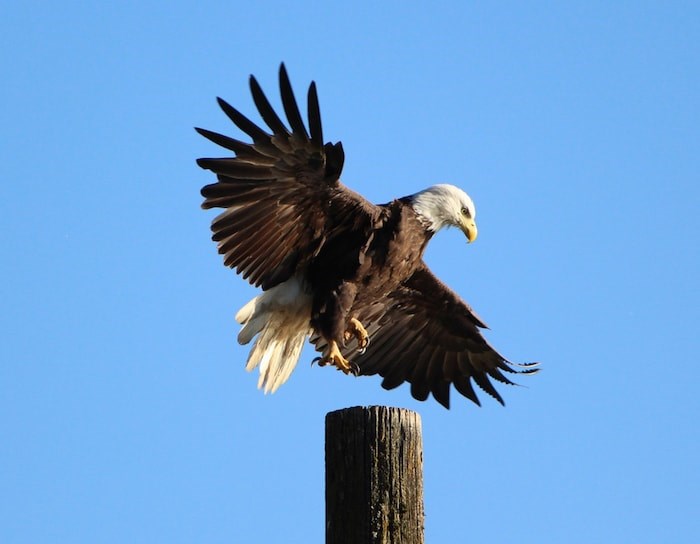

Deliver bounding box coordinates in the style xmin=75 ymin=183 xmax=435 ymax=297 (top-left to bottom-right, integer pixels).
xmin=234 ymin=278 xmax=312 ymax=394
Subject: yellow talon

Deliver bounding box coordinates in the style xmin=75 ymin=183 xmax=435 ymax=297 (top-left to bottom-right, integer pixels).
xmin=319 ymin=340 xmax=356 ymax=375
xmin=344 ymin=317 xmax=370 ymax=352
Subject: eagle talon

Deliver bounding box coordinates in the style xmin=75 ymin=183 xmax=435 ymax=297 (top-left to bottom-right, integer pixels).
xmin=345 ymin=317 xmax=370 ymax=353
xmin=357 ymin=337 xmax=370 ymax=355
xmin=318 ymin=340 xmax=354 ymax=375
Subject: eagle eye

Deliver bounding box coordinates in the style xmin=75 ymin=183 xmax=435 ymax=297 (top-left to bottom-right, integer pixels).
xmin=461 ymin=206 xmax=470 ymax=217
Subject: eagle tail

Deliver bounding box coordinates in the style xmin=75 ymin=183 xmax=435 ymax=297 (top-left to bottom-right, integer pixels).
xmin=234 ymin=278 xmax=312 ymax=394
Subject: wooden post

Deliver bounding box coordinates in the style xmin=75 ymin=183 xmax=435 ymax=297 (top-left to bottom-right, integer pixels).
xmin=325 ymin=406 xmax=424 ymax=544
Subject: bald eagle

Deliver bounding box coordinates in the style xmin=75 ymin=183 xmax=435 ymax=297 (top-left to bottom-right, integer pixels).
xmin=197 ymin=64 xmax=537 ymax=408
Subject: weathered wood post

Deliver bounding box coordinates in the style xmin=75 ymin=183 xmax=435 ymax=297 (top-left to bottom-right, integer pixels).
xmin=325 ymin=406 xmax=424 ymax=544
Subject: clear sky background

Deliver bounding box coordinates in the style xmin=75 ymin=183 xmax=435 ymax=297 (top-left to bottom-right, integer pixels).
xmin=2 ymin=1 xmax=699 ymax=542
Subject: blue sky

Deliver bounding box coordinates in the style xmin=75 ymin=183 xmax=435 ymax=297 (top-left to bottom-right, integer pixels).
xmin=2 ymin=1 xmax=699 ymax=542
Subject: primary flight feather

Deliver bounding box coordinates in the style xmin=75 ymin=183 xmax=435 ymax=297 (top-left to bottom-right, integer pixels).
xmin=197 ymin=64 xmax=538 ymax=408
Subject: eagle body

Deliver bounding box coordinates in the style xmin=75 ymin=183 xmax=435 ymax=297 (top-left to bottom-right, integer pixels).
xmin=307 ymin=197 xmax=431 ymax=347
xmin=197 ymin=65 xmax=537 ymax=408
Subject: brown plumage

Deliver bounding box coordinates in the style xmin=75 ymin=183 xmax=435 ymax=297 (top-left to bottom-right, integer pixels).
xmin=197 ymin=64 xmax=538 ymax=408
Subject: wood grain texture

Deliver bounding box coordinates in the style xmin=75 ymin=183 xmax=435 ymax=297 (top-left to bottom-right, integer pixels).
xmin=326 ymin=406 xmax=424 ymax=544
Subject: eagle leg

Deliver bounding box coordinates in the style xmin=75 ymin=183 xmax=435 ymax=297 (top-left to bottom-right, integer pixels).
xmin=344 ymin=317 xmax=370 ymax=354
xmin=316 ymin=340 xmax=358 ymax=375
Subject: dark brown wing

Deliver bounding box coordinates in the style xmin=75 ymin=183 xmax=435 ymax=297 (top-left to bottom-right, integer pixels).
xmin=197 ymin=64 xmax=379 ymax=290
xmin=334 ymin=264 xmax=539 ymax=408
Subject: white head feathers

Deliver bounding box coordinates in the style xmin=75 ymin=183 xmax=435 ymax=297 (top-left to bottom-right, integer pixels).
xmin=410 ymin=184 xmax=476 ymax=233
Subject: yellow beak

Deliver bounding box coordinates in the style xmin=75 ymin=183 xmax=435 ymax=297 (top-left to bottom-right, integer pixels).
xmin=463 ymin=219 xmax=478 ymax=243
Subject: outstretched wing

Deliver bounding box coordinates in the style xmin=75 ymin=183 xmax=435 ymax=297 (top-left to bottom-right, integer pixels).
xmin=197 ymin=64 xmax=379 ymax=290
xmin=338 ymin=264 xmax=539 ymax=408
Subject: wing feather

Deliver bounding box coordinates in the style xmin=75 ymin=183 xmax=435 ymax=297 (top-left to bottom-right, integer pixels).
xmin=453 ymin=375 xmax=481 ymax=406
xmin=361 ymin=321 xmax=409 ymax=376
xmin=380 ymin=328 xmax=426 ymax=390
xmin=329 ymin=264 xmax=539 ymax=407
xmin=249 ymin=75 xmax=289 ymax=135
xmin=215 ymin=97 xmax=270 ymax=143
xmin=307 ymin=82 xmax=323 ymax=149
xmin=195 ymin=128 xmax=263 ymax=159
xmin=197 ymin=63 xmax=380 ymax=290
xmin=410 ymin=379 xmax=431 ymax=402
xmin=430 ymin=379 xmax=451 ymax=410
xmin=278 ymin=64 xmax=310 ymax=139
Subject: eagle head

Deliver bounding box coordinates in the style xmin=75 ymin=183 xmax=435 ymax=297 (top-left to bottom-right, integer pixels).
xmin=409 ymin=184 xmax=478 ymax=242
